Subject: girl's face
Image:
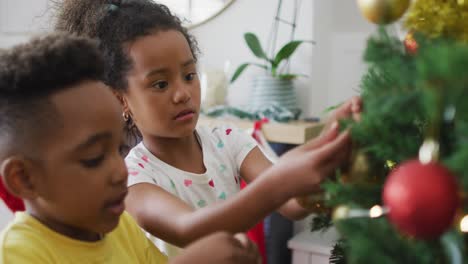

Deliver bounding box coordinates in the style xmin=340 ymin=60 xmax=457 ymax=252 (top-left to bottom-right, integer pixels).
xmin=124 ymin=30 xmax=200 ymax=139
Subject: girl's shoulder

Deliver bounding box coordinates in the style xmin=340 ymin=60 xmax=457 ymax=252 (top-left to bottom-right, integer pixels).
xmin=197 ymin=124 xmax=247 ymax=142
xmin=125 ymin=142 xmax=147 ymax=163
xmin=196 ymin=124 xmax=257 ymax=161
xmin=124 ymin=142 xmax=168 ymax=187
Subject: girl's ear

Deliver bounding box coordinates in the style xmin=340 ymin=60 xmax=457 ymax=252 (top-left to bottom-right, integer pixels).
xmin=1 ymin=156 xmax=38 ymax=200
xmin=112 ymin=91 xmax=130 ymax=114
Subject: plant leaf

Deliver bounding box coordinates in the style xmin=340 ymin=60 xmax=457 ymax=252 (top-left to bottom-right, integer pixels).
xmin=273 ymin=40 xmax=315 ymax=67
xmin=230 ymin=63 xmax=267 ymax=83
xmin=244 ymin=33 xmax=269 ymax=61
xmin=278 ymin=73 xmax=309 ymax=80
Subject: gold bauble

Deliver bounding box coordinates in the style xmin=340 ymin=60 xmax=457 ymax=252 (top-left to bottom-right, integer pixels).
xmin=340 ymin=151 xmax=371 ymax=184
xmin=296 ymin=191 xmax=331 ymax=214
xmin=340 ymin=150 xmax=383 ymax=185
xmin=357 ymin=0 xmax=411 ymax=25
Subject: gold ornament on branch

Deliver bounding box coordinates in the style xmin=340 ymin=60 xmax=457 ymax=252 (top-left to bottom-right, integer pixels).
xmin=356 ymin=0 xmax=411 ymax=25
xmin=340 ymin=150 xmax=372 ymax=184
xmin=296 ymin=149 xmax=377 ymax=213
xmin=404 ymin=0 xmax=468 ymax=42
xmin=296 ymin=190 xmax=331 ymax=214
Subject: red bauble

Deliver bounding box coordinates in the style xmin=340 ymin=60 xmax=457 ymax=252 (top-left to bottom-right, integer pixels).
xmin=383 ymin=160 xmax=459 ymax=239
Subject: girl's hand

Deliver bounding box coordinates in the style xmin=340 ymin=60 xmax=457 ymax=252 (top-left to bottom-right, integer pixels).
xmin=270 ymin=122 xmax=351 ymax=196
xmin=321 ymin=96 xmax=362 ymax=135
xmin=171 ymin=232 xmax=261 ymax=264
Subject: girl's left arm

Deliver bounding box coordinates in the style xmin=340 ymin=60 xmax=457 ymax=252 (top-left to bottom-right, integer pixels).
xmin=240 ymin=147 xmax=310 ymax=220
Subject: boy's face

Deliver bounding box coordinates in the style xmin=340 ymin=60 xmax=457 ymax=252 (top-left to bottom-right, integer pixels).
xmin=125 ymin=30 xmax=201 ymax=139
xmin=33 ymin=81 xmax=128 ymax=236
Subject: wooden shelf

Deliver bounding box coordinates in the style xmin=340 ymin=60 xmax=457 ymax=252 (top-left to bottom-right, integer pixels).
xmin=198 ymin=116 xmax=324 ymax=145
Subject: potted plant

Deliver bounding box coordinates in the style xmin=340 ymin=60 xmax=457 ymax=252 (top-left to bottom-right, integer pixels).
xmin=230 ymin=32 xmax=314 ymax=116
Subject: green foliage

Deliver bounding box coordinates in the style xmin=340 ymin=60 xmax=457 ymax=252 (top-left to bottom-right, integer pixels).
xmin=335 ymin=218 xmax=446 ymax=264
xmin=311 ymin=213 xmax=332 ymax=232
xmin=330 ymin=239 xmax=348 ymax=264
xmin=230 ymin=32 xmax=314 ymax=83
xmin=322 ymin=28 xmax=468 ymax=263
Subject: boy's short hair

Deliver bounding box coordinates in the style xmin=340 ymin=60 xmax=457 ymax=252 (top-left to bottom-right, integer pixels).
xmin=0 ymin=33 xmax=104 ymax=155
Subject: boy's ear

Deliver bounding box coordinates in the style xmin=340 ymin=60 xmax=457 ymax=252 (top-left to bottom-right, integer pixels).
xmin=112 ymin=91 xmax=130 ymax=114
xmin=1 ymin=157 xmax=38 ymax=200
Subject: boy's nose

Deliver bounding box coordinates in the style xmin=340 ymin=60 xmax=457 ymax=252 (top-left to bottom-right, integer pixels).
xmin=111 ymin=156 xmax=128 ymax=185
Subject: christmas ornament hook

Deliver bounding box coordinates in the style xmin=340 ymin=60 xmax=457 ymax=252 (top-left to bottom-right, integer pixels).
xmin=418 ymin=138 xmax=439 ymax=164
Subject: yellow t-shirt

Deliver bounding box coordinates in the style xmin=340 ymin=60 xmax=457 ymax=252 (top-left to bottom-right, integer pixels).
xmin=0 ymin=211 xmax=167 ymax=264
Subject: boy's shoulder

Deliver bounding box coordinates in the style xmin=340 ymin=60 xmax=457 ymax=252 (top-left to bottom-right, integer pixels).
xmin=0 ymin=213 xmax=137 ymax=258
xmin=111 ymin=212 xmax=143 ymax=240
xmin=109 ymin=212 xmax=168 ymax=263
xmin=1 ymin=212 xmax=44 ymax=248
xmin=0 ymin=213 xmax=53 ymax=262
xmin=0 ymin=212 xmax=165 ymax=263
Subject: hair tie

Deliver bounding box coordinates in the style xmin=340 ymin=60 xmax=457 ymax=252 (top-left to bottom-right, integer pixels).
xmin=106 ymin=0 xmax=122 ymax=12
xmin=107 ymin=3 xmax=119 ymax=12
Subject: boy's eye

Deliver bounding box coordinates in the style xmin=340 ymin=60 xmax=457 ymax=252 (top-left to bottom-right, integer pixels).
xmin=80 ymin=155 xmax=105 ymax=168
xmin=152 ymin=81 xmax=169 ymax=90
xmin=185 ymin=73 xmax=197 ymax=81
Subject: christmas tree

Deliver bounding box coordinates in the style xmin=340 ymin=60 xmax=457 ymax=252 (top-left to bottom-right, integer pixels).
xmin=304 ymin=1 xmax=468 ymax=263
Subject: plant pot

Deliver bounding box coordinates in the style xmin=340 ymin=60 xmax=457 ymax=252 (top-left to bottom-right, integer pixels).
xmin=249 ymin=75 xmax=300 ymax=114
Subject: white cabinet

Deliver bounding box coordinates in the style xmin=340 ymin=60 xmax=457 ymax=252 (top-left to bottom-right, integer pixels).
xmin=288 ymin=228 xmax=339 ymax=264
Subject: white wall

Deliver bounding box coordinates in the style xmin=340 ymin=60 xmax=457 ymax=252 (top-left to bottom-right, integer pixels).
xmin=0 ymin=203 xmax=13 ymax=229
xmin=0 ymin=0 xmax=50 ymax=229
xmin=0 ymin=0 xmax=51 ymax=47
xmin=0 ymin=0 xmax=373 ymax=117
xmin=192 ymin=0 xmax=373 ymax=117
xmin=192 ymin=0 xmax=317 ymax=114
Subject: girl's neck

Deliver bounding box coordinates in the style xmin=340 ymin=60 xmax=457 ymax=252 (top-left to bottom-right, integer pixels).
xmin=144 ymin=131 xmax=198 ymax=156
xmin=142 ymin=131 xmax=205 ymax=174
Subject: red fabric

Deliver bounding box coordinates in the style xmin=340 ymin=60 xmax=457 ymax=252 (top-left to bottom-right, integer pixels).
xmin=0 ymin=177 xmax=25 ymax=212
xmin=241 ymin=180 xmax=267 ymax=264
xmin=241 ymin=118 xmax=270 ymax=264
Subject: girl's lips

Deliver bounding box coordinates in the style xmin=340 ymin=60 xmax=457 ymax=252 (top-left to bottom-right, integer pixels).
xmin=175 ymin=112 xmax=195 ymax=121
xmin=174 ymin=109 xmax=196 ymax=121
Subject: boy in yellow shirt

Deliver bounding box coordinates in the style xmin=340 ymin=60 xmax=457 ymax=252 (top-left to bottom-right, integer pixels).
xmin=0 ymin=33 xmax=260 ymax=264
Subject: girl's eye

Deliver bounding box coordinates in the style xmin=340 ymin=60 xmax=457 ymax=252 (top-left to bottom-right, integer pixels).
xmin=80 ymin=155 xmax=105 ymax=168
xmin=185 ymin=73 xmax=197 ymax=81
xmin=152 ymin=81 xmax=169 ymax=90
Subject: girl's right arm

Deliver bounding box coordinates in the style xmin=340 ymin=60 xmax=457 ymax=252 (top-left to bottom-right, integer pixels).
xmin=125 ymin=127 xmax=350 ymax=247
xmin=170 ymin=233 xmax=261 ymax=264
